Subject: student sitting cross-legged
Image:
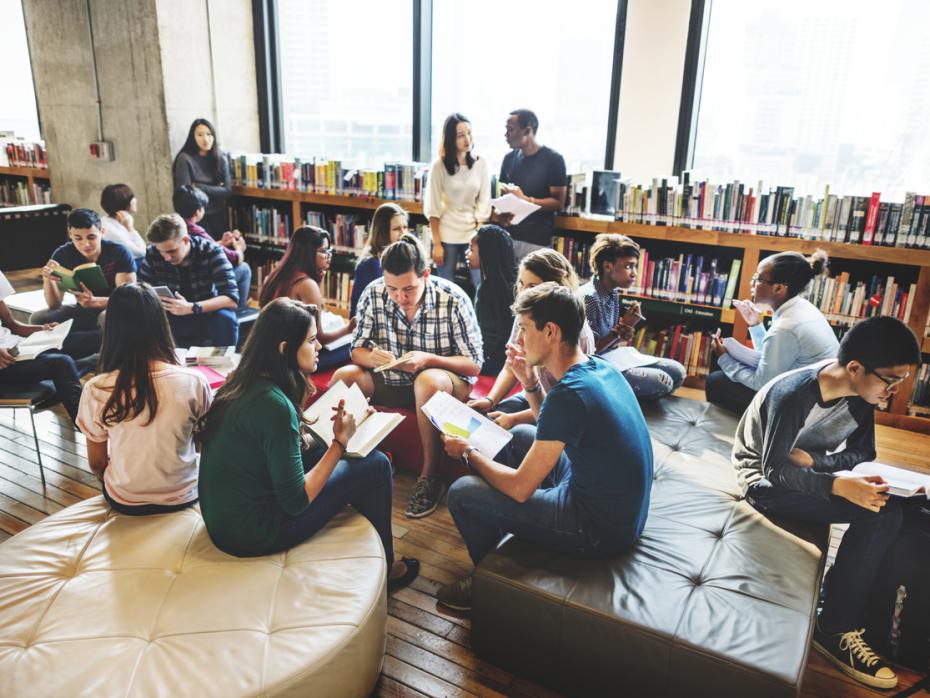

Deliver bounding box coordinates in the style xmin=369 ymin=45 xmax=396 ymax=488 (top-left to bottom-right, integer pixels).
xmin=77 ymin=283 xmax=211 ymax=514
xmin=331 ymin=234 xmax=484 ymax=519
xmin=579 ymin=233 xmax=685 ymax=399
xmin=436 ymin=283 xmax=654 ymax=611
xmin=196 ymin=298 xmax=419 ymax=590
xmin=139 ymin=213 xmax=239 ymax=347
xmin=732 ymin=315 xmax=921 ymax=690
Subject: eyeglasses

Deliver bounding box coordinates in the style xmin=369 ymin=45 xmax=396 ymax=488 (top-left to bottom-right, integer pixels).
xmin=751 ymin=273 xmax=775 ymax=286
xmin=317 ymin=248 xmax=333 ymax=256
xmin=868 ymin=368 xmax=909 ymax=388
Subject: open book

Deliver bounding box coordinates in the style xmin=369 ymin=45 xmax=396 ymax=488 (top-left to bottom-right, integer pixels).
xmin=320 ymin=310 xmax=352 ymax=352
xmin=12 ymin=319 xmax=73 ymax=362
xmin=723 ymin=337 xmax=760 ymax=369
xmin=372 ymin=352 xmax=415 ymax=373
xmin=180 ymin=346 xmax=236 ymax=368
xmin=421 ymin=391 xmax=513 ymax=459
xmin=52 ymin=263 xmax=108 ymax=294
xmin=303 ymin=380 xmax=404 ymax=458
xmin=835 ymin=462 xmax=930 ymax=498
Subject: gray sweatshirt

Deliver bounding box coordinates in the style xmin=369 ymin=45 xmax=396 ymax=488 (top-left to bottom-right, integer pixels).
xmin=173 ymin=151 xmax=231 ymax=215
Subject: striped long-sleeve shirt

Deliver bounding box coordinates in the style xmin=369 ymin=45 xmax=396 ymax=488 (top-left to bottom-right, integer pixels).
xmin=139 ymin=235 xmax=238 ymax=305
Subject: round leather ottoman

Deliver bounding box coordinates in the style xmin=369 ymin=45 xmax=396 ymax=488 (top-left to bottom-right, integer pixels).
xmin=0 ymin=497 xmax=387 ymax=697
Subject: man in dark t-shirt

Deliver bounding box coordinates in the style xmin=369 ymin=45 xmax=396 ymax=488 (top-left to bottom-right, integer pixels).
xmin=494 ymin=109 xmax=567 ymax=259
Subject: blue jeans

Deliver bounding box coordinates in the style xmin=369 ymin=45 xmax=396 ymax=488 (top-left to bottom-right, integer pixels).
xmin=438 ymin=242 xmax=481 ymax=289
xmin=272 ymin=447 xmax=395 ymax=566
xmin=168 ymin=307 xmax=238 ymax=348
xmin=496 ymin=392 xmax=529 ymax=415
xmin=747 ymin=484 xmax=904 ymax=632
xmin=622 ymin=358 xmax=686 ymax=400
xmin=315 ymin=344 xmax=351 ymax=372
xmin=448 ymin=424 xmax=602 ymax=565
xmin=233 ymin=263 xmax=252 ymax=312
xmin=705 ymin=370 xmax=757 ymax=415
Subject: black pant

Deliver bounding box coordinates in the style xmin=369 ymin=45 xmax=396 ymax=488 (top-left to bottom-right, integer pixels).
xmin=103 ymin=485 xmax=198 ymax=516
xmin=705 ymin=370 xmax=757 ymax=416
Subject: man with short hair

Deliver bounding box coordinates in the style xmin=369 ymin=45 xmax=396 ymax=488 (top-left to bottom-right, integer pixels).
xmin=493 ymin=109 xmax=567 ymax=259
xmin=139 ymin=213 xmax=238 ymax=347
xmin=437 ymin=282 xmax=654 ymax=611
xmin=332 ymin=234 xmax=483 ymax=519
xmin=732 ymin=315 xmax=922 ymax=690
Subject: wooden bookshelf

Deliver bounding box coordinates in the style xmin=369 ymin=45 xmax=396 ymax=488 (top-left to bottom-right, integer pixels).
xmin=0 ymin=165 xmax=52 ymax=206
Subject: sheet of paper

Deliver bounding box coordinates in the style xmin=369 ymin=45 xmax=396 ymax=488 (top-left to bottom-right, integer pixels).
xmin=14 ymin=319 xmax=73 ymax=361
xmin=490 ymin=193 xmax=541 ymax=225
xmin=600 ymin=346 xmax=661 ymax=371
xmin=723 ymin=337 xmax=760 ymax=369
xmin=835 ymin=462 xmax=930 ymax=498
xmin=421 ymin=390 xmax=512 ymax=459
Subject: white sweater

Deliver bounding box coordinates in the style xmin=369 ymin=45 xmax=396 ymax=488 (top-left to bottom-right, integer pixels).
xmin=101 ymin=216 xmax=148 ymax=257
xmin=424 ymin=156 xmax=492 ymax=244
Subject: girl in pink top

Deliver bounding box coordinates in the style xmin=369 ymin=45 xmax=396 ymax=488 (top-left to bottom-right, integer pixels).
xmin=77 ymin=283 xmax=211 ymax=514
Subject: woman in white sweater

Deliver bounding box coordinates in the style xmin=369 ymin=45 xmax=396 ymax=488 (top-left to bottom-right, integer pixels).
xmin=99 ymin=183 xmax=148 ymax=260
xmin=424 ymin=113 xmax=491 ymax=287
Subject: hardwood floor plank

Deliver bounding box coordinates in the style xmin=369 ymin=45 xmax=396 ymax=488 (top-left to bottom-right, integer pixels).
xmin=373 ymin=674 xmax=430 ymax=698
xmin=393 ymin=587 xmax=471 ymax=630
xmin=0 ymin=509 xmax=30 ymax=537
xmin=0 ymin=461 xmax=82 ymax=507
xmin=387 ymin=597 xmax=457 ymax=638
xmin=381 ymin=655 xmax=474 ymax=698
xmin=386 ymin=636 xmax=510 ymax=698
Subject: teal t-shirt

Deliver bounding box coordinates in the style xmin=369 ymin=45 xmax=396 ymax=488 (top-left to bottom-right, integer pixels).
xmin=198 ymin=380 xmax=309 ymax=556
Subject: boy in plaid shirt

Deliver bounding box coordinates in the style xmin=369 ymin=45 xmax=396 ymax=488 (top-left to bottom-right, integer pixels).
xmin=333 ymin=234 xmax=483 ymax=518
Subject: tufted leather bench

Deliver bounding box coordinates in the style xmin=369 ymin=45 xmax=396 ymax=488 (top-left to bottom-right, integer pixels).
xmin=0 ymin=497 xmax=387 ymax=697
xmin=471 ymin=397 xmax=829 ymax=697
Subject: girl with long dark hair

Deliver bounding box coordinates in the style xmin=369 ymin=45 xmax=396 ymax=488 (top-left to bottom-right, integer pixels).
xmin=467 ymin=225 xmax=517 ymax=374
xmin=196 ymin=298 xmax=418 ymax=589
xmin=259 ymin=226 xmax=356 ymax=370
xmin=424 ymin=113 xmax=491 ymax=287
xmin=173 ymin=118 xmax=231 ymax=236
xmin=350 ymin=203 xmax=408 ymax=317
xmin=76 ymin=283 xmax=211 ymax=514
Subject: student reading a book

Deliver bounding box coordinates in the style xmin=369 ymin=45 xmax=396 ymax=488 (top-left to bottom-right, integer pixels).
xmin=139 ymin=213 xmax=239 ymax=348
xmin=424 ymin=113 xmax=491 ymax=287
xmin=350 ymin=203 xmax=408 ymax=317
xmin=99 ymin=183 xmax=147 ymax=260
xmin=77 ymin=283 xmax=211 ymax=514
xmin=468 ymin=248 xmax=595 ymax=429
xmin=173 ymin=184 xmax=251 ymax=314
xmin=436 ymin=283 xmax=653 ymax=611
xmin=332 ymin=234 xmax=484 ymax=518
xmin=467 ymin=224 xmax=517 ymax=375
xmin=493 ymin=109 xmax=567 ymax=260
xmin=732 ymin=316 xmax=920 ymax=689
xmin=34 ymin=208 xmax=137 ymax=331
xmin=259 ymin=225 xmax=356 ymax=370
xmin=0 ymin=271 xmax=97 ymax=423
xmin=707 ymin=250 xmax=838 ymax=415
xmin=196 ymin=298 xmax=419 ymax=589
xmin=172 ymin=118 xmax=231 ymax=236
xmin=579 ymin=233 xmax=685 ymax=399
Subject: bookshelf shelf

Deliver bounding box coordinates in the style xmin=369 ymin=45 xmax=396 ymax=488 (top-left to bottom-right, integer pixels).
xmin=0 ymin=165 xmax=52 ymax=207
xmin=0 ymin=165 xmax=50 ymax=179
xmin=619 ymin=292 xmax=736 ymax=324
xmin=923 ymin=337 xmax=930 ymax=353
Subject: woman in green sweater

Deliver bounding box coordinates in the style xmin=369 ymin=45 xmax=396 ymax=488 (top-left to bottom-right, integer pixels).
xmin=197 ymin=298 xmax=418 ymax=590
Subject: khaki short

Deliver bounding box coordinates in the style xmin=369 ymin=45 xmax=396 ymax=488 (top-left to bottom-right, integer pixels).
xmin=370 ymin=369 xmax=469 ymax=408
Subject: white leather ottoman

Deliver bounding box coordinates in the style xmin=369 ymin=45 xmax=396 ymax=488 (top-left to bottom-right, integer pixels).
xmin=0 ymin=497 xmax=387 ymax=697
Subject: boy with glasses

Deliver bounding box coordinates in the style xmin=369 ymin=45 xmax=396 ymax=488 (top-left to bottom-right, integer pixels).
xmin=732 ymin=315 xmax=921 ymax=690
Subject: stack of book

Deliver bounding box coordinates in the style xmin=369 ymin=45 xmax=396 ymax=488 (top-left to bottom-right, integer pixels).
xmin=305 ymin=211 xmax=367 ymax=254
xmin=631 ymin=324 xmax=713 ymax=377
xmin=2 ymin=140 xmax=47 ymax=169
xmin=808 ymin=273 xmax=917 ymax=326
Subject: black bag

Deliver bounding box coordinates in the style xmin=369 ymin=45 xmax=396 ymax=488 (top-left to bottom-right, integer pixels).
xmin=864 ymin=503 xmax=930 ymax=671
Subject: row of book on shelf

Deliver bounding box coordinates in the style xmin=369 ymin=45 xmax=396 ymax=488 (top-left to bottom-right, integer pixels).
xmin=808 ymin=273 xmax=916 ymax=326
xmin=0 ymin=178 xmax=51 ymax=206
xmin=909 ymin=365 xmax=930 ymax=416
xmin=1 ymin=138 xmax=47 ymax=169
xmin=629 ymin=324 xmax=713 ymax=377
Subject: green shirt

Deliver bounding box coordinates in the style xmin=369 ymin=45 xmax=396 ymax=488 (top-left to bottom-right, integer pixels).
xmin=199 ymin=380 xmax=309 ymax=556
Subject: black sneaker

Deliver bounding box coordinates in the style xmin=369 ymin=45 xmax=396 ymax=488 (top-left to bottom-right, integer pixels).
xmin=812 ymin=623 xmax=897 ymax=689
xmin=405 ymin=477 xmax=445 ymax=518
xmin=387 ymin=557 xmax=420 ymax=593
xmin=437 ymin=575 xmax=472 ymax=612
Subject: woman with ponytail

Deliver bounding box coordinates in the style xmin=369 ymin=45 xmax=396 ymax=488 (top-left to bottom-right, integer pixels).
xmin=468 ymin=225 xmax=518 ymax=374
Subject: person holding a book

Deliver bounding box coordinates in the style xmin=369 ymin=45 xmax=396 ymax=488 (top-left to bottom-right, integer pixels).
xmin=706 ymin=250 xmax=838 ymax=415
xmin=77 ymin=283 xmax=211 ymax=515
xmin=332 ymin=234 xmax=484 ymax=519
xmin=350 ymin=203 xmax=408 ymax=318
xmin=139 ymin=213 xmax=239 ymax=348
xmin=468 ymin=248 xmax=595 ymax=429
xmin=493 ymin=109 xmax=567 ymax=260
xmin=467 ymin=224 xmax=517 ymax=375
xmin=435 ymin=283 xmax=653 ymax=611
xmin=259 ymin=225 xmax=356 ymax=370
xmin=424 ymin=113 xmax=491 ymax=288
xmin=172 ymin=118 xmax=231 ymax=237
xmin=579 ymin=233 xmax=686 ymax=399
xmin=173 ymin=184 xmax=251 ymax=314
xmin=732 ymin=316 xmax=920 ymax=690
xmin=34 ymin=207 xmax=137 ymax=331
xmin=99 ymin=183 xmax=147 ymax=260
xmin=0 ymin=271 xmax=97 ymax=424
xmin=196 ymin=298 xmax=419 ymax=590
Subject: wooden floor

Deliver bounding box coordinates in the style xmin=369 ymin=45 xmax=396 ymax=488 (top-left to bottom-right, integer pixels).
xmin=2 ymin=269 xmax=929 ymax=697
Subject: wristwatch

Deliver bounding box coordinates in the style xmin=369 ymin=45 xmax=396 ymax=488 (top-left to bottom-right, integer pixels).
xmin=192 ymin=302 xmax=203 ymax=315
xmin=462 ymin=446 xmax=478 ymax=467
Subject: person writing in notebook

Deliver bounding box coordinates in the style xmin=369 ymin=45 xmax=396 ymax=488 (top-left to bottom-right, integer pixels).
xmin=436 ymin=283 xmax=653 ymax=611
xmin=331 ymin=234 xmax=483 ymax=519
xmin=732 ymin=316 xmax=920 ymax=690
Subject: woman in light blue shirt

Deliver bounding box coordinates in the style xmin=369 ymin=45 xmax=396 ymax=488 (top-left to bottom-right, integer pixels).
xmin=706 ymin=250 xmax=838 ymax=414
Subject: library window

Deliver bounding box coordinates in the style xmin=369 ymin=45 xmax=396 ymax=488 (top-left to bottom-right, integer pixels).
xmin=2 ymin=0 xmax=41 ymax=141
xmin=276 ymin=0 xmax=413 ymax=165
xmin=690 ymin=0 xmax=930 ymax=199
xmin=430 ymin=0 xmax=619 ymax=175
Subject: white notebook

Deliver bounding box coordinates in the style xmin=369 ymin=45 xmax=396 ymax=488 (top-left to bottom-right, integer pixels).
xmin=834 ymin=462 xmax=930 ymax=498
xmin=304 ymin=380 xmax=404 ymax=458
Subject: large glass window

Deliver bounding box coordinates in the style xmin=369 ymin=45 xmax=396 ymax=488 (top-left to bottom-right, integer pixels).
xmin=431 ymin=0 xmax=618 ymax=176
xmin=277 ymin=0 xmax=412 ymax=165
xmin=692 ymin=0 xmax=930 ymax=198
xmin=0 ymin=0 xmax=41 ymax=140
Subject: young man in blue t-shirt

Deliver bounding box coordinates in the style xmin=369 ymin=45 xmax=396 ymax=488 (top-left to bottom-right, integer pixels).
xmin=437 ymin=282 xmax=653 ymax=611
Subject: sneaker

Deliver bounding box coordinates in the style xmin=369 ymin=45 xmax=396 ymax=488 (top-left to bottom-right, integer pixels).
xmin=437 ymin=575 xmax=473 ymax=611
xmin=405 ymin=477 xmax=445 ymax=519
xmin=387 ymin=557 xmax=420 ymax=593
xmin=812 ymin=623 xmax=897 ymax=689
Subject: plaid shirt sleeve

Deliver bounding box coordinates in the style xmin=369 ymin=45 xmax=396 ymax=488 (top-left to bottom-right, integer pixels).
xmin=449 ymin=293 xmax=484 ymax=367
xmin=351 ymin=285 xmax=379 ymax=350
xmin=206 ymin=243 xmax=238 ymax=304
